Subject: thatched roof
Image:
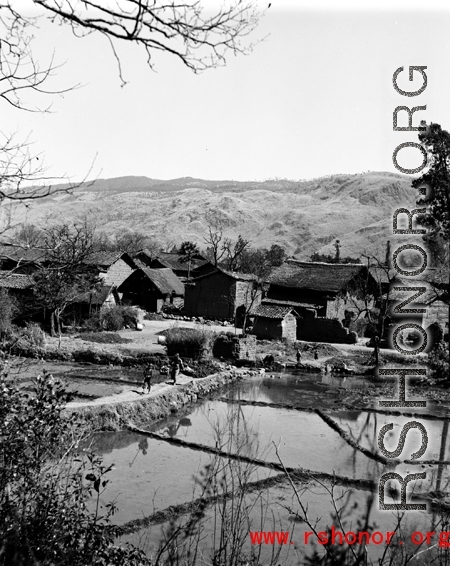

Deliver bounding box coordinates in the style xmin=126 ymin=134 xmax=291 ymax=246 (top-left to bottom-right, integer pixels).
xmin=140 ymin=267 xmax=185 ymax=295
xmin=76 ymin=285 xmax=115 ymax=305
xmin=269 ymin=261 xmax=367 ymax=293
xmin=190 ymin=267 xmax=257 ymax=283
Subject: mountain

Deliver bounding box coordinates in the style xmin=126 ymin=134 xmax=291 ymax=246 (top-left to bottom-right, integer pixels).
xmin=10 ymin=172 xmax=417 ymax=259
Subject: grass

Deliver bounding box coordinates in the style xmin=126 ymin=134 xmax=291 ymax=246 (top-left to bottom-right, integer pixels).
xmin=77 ymin=332 xmax=133 ymax=345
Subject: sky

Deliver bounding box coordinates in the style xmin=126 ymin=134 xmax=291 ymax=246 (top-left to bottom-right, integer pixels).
xmin=4 ymin=0 xmax=450 ymax=183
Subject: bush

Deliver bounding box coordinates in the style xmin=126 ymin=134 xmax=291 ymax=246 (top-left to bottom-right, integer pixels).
xmin=0 ymin=289 xmax=17 ymax=340
xmin=84 ymin=306 xmax=139 ymax=332
xmin=428 ymin=340 xmax=450 ymax=381
xmin=0 ymin=373 xmax=151 ymax=565
xmin=18 ymin=323 xmax=46 ymax=348
xmin=164 ymin=327 xmax=213 ymax=359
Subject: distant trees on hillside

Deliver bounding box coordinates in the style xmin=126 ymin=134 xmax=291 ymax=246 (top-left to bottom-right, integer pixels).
xmin=204 ymin=225 xmax=287 ymax=277
xmin=310 ymin=240 xmax=361 ymax=264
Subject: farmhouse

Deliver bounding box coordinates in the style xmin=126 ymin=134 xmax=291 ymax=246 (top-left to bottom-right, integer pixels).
xmin=267 ymin=260 xmax=377 ymax=320
xmin=251 ymin=304 xmax=299 ymax=341
xmin=134 ymin=250 xmax=215 ymax=280
xmin=0 ymin=245 xmax=47 ymax=273
xmin=184 ymin=268 xmax=262 ymax=321
xmin=83 ymin=251 xmax=137 ymax=287
xmin=264 ymin=260 xmax=380 ymax=343
xmin=118 ymin=267 xmax=184 ymax=312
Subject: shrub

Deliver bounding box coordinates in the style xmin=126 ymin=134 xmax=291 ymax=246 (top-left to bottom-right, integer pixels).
xmin=18 ymin=323 xmax=46 ymax=348
xmin=84 ymin=306 xmax=139 ymax=332
xmin=164 ymin=327 xmax=213 ymax=359
xmin=0 ymin=372 xmax=151 ymax=565
xmin=428 ymin=340 xmax=450 ymax=382
xmin=101 ymin=307 xmax=125 ymax=331
xmin=0 ymin=289 xmax=17 ymax=340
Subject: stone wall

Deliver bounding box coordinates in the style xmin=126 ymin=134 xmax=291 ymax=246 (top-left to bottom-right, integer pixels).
xmin=237 ymin=335 xmax=257 ymax=361
xmin=297 ymin=317 xmax=357 ymax=344
xmin=212 ymin=334 xmax=257 ymax=361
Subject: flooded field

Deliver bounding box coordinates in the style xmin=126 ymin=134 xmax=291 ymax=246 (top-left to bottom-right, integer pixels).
xmin=83 ymin=370 xmax=450 ymax=563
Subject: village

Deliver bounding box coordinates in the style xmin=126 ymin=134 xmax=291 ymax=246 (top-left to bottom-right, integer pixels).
xmin=0 ymin=230 xmax=447 ymax=393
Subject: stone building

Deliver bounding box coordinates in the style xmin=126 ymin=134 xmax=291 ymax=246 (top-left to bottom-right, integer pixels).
xmin=184 ymin=268 xmax=262 ymax=320
xmin=251 ymin=304 xmax=299 ymax=341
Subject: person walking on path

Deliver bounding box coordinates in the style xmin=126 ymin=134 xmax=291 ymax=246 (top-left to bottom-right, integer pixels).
xmin=296 ymin=348 xmax=302 ymax=365
xmin=142 ymin=364 xmax=153 ymax=394
xmin=170 ymin=353 xmax=184 ymax=385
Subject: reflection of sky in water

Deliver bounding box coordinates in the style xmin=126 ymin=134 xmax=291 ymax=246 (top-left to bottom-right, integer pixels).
xmin=89 ymin=377 xmax=450 ymax=549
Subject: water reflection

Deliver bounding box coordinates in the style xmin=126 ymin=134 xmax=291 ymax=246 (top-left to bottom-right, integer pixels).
xmin=88 ymin=376 xmax=450 ymax=538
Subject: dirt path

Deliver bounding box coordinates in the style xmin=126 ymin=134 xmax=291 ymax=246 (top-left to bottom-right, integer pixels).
xmin=66 ymin=374 xmax=195 ymax=409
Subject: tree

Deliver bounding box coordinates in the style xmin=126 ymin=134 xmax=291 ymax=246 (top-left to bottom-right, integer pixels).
xmin=179 ymin=240 xmax=200 ymax=279
xmin=412 ymin=123 xmax=450 ymax=345
xmin=412 ymin=123 xmax=450 ymax=293
xmin=11 ymin=223 xmax=44 ymax=248
xmin=265 ymin=244 xmax=287 ymax=267
xmin=0 ymin=372 xmax=151 ymax=565
xmin=223 ymin=234 xmax=250 ymax=271
xmin=31 ymin=222 xmax=100 ymax=336
xmin=204 ymin=225 xmax=227 ymax=267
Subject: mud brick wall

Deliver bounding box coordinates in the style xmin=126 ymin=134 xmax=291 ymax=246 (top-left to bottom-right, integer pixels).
xmin=297 ymin=317 xmax=357 ymax=344
xmin=102 ymin=259 xmax=135 ymax=287
xmin=237 ymin=335 xmax=256 ymax=361
xmin=282 ymin=314 xmax=297 ymax=341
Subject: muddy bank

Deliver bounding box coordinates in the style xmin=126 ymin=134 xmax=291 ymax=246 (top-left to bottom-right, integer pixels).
xmin=64 ymin=371 xmax=242 ymax=432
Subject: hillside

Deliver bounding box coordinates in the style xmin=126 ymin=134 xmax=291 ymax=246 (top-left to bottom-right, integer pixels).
xmin=9 ymin=172 xmax=417 ymax=259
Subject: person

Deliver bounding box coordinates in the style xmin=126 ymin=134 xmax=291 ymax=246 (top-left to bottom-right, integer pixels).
xmin=142 ymin=363 xmax=153 ymax=393
xmin=373 ymin=335 xmax=380 ymax=366
xmin=296 ymin=348 xmax=302 ymax=364
xmin=170 ymin=353 xmax=184 ymax=385
xmin=314 ymin=350 xmax=319 ymax=360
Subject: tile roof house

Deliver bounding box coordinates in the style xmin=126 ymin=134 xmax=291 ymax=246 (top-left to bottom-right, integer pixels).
xmin=0 ymin=245 xmax=48 ymax=273
xmin=118 ymin=267 xmax=185 ymax=312
xmin=0 ymin=271 xmax=34 ymax=290
xmin=134 ymin=250 xmax=215 ymax=279
xmin=267 ymin=260 xmax=378 ymax=320
xmin=251 ymin=304 xmax=299 ymax=341
xmin=184 ymin=267 xmax=262 ymax=321
xmin=263 ymin=260 xmax=381 ymax=344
